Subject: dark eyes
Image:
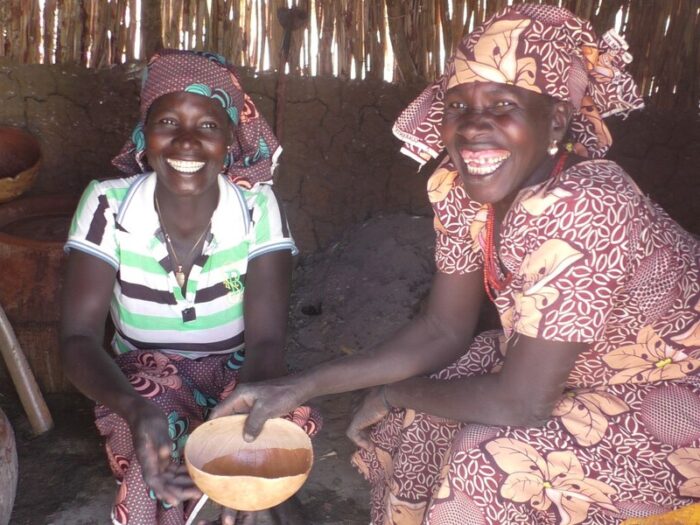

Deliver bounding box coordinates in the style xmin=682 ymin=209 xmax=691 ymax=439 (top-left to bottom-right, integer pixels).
xmin=156 ymin=117 xmax=218 ymax=129
xmin=493 ymin=100 xmax=515 ymax=109
xmin=446 ymin=100 xmax=516 ymax=112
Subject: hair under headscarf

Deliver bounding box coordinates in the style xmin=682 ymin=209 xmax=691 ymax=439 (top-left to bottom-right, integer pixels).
xmin=393 ymin=3 xmax=644 ymax=164
xmin=112 ymin=49 xmax=280 ymax=187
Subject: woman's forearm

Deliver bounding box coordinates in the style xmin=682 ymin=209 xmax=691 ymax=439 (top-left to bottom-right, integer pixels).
xmin=384 ymin=375 xmax=545 ymax=427
xmin=294 ymin=312 xmax=472 ymax=401
xmin=382 ymin=336 xmax=586 ymax=427
xmin=209 ymin=271 xmax=485 ymax=427
xmin=238 ymin=342 xmax=287 ymax=383
xmin=61 ymin=335 xmax=149 ymax=423
xmin=292 ymin=271 xmax=487 ymax=401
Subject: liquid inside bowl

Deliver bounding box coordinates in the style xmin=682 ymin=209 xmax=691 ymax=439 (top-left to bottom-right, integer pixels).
xmin=202 ymin=447 xmax=312 ymax=478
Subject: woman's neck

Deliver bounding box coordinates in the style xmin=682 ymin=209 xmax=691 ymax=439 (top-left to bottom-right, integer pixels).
xmin=154 ymin=184 xmax=219 ymax=240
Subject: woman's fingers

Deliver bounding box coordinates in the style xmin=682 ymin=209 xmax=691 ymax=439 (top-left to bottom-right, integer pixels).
xmin=139 ymin=440 xmax=198 ymax=504
xmin=139 ymin=441 xmax=170 ymax=498
xmin=346 ymin=424 xmax=374 ymax=451
xmin=209 ymin=384 xmax=291 ymax=441
xmin=233 ymin=510 xmax=258 ymax=525
xmin=209 ymin=386 xmax=255 ymax=419
xmin=210 ymin=379 xmax=311 ymax=442
xmin=152 ymin=465 xmax=201 ymax=505
xmin=346 ymin=387 xmax=389 ymax=450
xmin=242 ymin=403 xmax=271 ymax=442
xmin=221 ymin=507 xmax=237 ymax=525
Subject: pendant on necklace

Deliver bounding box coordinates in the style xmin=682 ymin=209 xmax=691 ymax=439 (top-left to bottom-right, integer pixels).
xmin=175 ymin=267 xmax=186 ymax=288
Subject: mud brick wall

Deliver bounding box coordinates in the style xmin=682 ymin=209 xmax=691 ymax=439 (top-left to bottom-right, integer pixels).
xmin=0 ymin=62 xmax=430 ymax=254
xmin=606 ymin=111 xmax=699 ymax=235
xmin=0 ymin=61 xmax=697 ymax=251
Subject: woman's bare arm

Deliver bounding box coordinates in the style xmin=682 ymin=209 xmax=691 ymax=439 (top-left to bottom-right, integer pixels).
xmin=211 ymin=269 xmax=486 ymax=438
xmin=60 ymin=250 xmax=199 ymax=505
xmin=238 ymin=249 xmax=293 ymax=383
xmin=60 ymin=250 xmax=139 ymax=412
xmin=386 ymin=334 xmax=585 ymax=426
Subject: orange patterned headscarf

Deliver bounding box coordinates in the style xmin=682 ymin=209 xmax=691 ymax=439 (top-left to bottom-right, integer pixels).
xmin=393 ymin=3 xmax=644 ymax=163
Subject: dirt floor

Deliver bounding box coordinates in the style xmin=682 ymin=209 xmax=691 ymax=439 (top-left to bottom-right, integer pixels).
xmin=2 ymin=213 xmax=438 ymax=525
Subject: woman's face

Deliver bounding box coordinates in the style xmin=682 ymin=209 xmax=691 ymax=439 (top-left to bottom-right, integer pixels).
xmin=145 ymin=91 xmax=233 ymax=197
xmin=442 ymin=82 xmax=560 ymax=206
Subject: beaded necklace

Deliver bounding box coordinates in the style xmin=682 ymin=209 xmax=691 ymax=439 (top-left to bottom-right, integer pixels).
xmin=482 ymin=152 xmax=569 ymax=302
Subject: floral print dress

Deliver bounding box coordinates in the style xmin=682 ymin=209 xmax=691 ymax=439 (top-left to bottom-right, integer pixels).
xmin=353 ymin=159 xmax=700 ymax=525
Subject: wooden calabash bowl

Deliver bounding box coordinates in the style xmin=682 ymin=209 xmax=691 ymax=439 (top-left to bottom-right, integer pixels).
xmin=185 ymin=415 xmax=313 ymax=511
xmin=0 ymin=128 xmax=41 ymax=204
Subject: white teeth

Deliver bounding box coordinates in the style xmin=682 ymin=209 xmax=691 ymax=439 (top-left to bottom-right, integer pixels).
xmin=463 ymin=155 xmax=509 ymax=176
xmin=466 ymin=163 xmax=501 ymax=176
xmin=166 ymin=159 xmax=205 ymax=173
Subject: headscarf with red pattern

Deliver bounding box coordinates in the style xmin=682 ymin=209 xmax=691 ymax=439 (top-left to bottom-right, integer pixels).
xmin=112 ymin=49 xmax=280 ymax=187
xmin=393 ymin=3 xmax=644 ymax=163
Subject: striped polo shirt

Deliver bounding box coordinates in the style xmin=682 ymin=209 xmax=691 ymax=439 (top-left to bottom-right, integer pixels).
xmin=65 ymin=172 xmax=297 ymax=357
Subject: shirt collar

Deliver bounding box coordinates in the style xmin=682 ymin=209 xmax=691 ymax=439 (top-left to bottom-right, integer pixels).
xmin=115 ymin=172 xmax=159 ymax=237
xmin=115 ymin=172 xmax=251 ymax=246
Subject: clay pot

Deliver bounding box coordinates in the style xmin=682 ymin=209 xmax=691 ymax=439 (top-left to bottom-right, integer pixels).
xmin=185 ymin=415 xmax=313 ymax=511
xmin=0 ymin=128 xmax=41 ymax=204
xmin=0 ymin=194 xmax=78 ymax=393
xmin=0 ymin=408 xmax=17 ymax=525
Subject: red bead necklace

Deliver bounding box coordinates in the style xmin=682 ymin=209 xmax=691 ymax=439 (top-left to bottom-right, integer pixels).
xmin=482 ymin=152 xmax=569 ymax=302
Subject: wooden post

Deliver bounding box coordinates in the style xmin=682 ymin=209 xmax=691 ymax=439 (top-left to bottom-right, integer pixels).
xmin=385 ymin=0 xmax=419 ymax=82
xmin=0 ymin=408 xmax=17 ymax=525
xmin=0 ymin=303 xmax=53 ymax=436
xmin=142 ymin=0 xmax=163 ymax=60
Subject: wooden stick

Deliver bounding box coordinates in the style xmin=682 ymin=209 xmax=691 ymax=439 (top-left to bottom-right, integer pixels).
xmin=0 ymin=303 xmax=53 ymax=435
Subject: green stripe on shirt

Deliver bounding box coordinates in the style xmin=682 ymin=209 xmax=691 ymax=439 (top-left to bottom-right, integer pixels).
xmin=202 ymin=243 xmax=250 ymax=272
xmin=116 ymin=301 xmax=244 ymax=331
xmin=120 ymin=249 xmax=169 ymax=275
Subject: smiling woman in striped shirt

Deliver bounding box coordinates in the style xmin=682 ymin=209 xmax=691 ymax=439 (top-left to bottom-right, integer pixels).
xmin=60 ymin=49 xmax=319 ymax=525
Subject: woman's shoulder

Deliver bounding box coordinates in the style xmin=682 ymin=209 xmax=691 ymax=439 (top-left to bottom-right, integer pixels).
xmin=89 ymin=173 xmax=147 ymax=190
xmin=232 ymin=181 xmax=281 ymax=211
xmin=76 ymin=174 xmax=149 ymax=212
xmin=84 ymin=174 xmax=150 ymax=199
xmin=558 ymin=159 xmax=641 ymax=197
xmin=515 ymin=159 xmax=644 ymax=219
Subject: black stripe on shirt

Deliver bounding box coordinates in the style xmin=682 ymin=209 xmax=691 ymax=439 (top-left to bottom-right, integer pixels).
xmin=86 ymin=194 xmax=110 ymax=245
xmin=119 ymin=280 xmax=177 ymax=305
xmin=118 ymin=329 xmax=245 ymax=353
xmin=195 ymin=272 xmax=247 ymax=304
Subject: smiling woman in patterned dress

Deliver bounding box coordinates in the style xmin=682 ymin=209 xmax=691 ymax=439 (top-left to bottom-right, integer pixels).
xmin=211 ymin=5 xmax=700 ymax=524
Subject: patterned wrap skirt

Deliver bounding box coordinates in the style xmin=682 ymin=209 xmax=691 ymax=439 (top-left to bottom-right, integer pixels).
xmin=353 ymin=331 xmax=700 ymax=525
xmin=95 ymin=349 xmax=321 ymax=525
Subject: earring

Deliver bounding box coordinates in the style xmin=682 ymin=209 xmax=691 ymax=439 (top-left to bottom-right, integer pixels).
xmin=547 ymin=140 xmax=559 ymax=156
xmin=222 ymin=150 xmax=233 ymax=171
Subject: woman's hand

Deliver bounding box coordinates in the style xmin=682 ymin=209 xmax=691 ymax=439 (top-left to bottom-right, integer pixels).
xmin=346 ymin=386 xmax=391 ymax=451
xmin=128 ymin=401 xmax=201 ymax=506
xmin=209 ymin=377 xmax=309 ymax=441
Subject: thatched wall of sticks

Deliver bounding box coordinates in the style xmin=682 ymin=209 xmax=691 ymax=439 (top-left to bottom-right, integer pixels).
xmin=0 ymin=0 xmax=698 ymax=109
